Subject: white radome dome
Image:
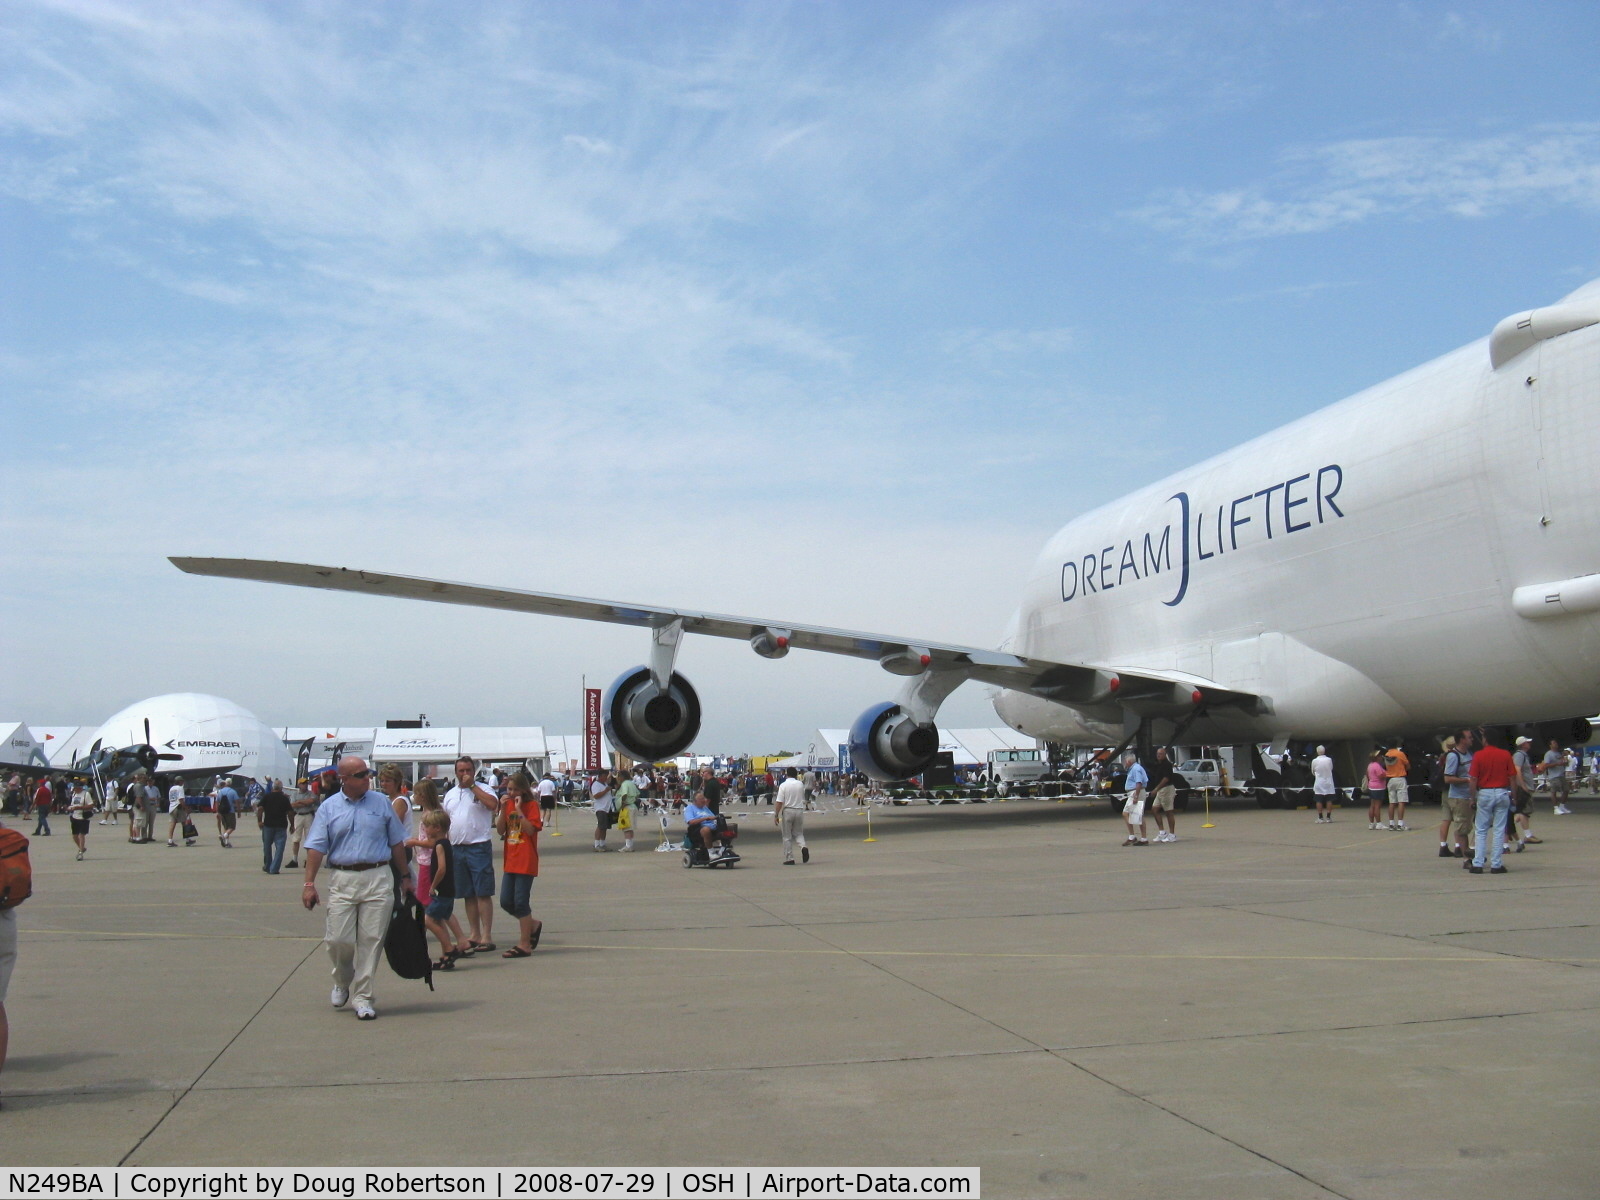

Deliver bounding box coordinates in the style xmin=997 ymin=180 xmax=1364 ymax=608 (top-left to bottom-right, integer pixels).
xmin=90 ymin=693 xmax=296 ymax=784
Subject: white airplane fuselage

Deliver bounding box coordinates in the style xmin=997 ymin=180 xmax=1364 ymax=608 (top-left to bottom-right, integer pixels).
xmin=994 ymin=292 xmax=1600 ymax=745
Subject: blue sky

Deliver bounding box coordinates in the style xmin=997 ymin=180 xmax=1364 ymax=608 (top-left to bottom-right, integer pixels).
xmin=3 ymin=1 xmax=1598 ymax=749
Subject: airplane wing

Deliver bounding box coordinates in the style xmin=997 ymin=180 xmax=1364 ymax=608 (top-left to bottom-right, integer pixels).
xmin=56 ymin=761 xmax=244 ymax=784
xmin=169 ymin=557 xmax=1261 ymax=714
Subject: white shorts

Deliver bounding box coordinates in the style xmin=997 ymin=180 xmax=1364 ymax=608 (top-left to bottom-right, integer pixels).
xmin=1122 ymin=797 xmax=1145 ymax=824
xmin=0 ymin=908 xmax=16 ymax=1004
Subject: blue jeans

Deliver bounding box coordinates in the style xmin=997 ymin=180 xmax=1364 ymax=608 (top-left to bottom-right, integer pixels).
xmin=33 ymin=811 xmax=50 ymax=835
xmin=1473 ymin=789 xmax=1511 ymax=869
xmin=500 ymin=872 xmax=534 ymax=918
xmin=261 ymin=826 xmax=287 ymax=873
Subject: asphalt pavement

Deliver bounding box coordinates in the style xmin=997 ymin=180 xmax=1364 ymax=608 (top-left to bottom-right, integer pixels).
xmin=2 ymin=794 xmax=1595 ymax=1199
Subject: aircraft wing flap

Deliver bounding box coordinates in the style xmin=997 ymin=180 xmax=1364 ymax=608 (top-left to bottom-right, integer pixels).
xmin=169 ymin=557 xmax=1262 ymax=714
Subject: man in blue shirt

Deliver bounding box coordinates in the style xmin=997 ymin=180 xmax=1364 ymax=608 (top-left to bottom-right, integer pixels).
xmin=302 ymin=755 xmax=409 ymax=1021
xmin=1121 ymin=750 xmax=1150 ymax=846
xmin=684 ymin=798 xmax=734 ymax=861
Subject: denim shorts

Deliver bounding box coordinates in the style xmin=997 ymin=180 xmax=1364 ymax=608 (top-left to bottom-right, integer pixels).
xmin=454 ymin=840 xmax=495 ymax=897
xmin=425 ymin=894 xmax=455 ymax=921
xmin=500 ymin=872 xmax=534 ymax=918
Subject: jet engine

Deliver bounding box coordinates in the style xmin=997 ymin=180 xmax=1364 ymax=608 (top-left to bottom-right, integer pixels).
xmin=603 ymin=665 xmax=703 ymax=764
xmin=848 ymin=701 xmax=940 ymax=782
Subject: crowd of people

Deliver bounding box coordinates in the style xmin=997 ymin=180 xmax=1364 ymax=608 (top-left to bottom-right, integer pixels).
xmin=1110 ymin=730 xmax=1581 ymax=864
xmin=288 ymin=755 xmax=816 ymax=1018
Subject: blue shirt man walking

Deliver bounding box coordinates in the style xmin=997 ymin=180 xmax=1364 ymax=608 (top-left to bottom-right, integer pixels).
xmin=302 ymin=755 xmax=409 ymax=1021
xmin=1121 ymin=751 xmax=1150 ymax=846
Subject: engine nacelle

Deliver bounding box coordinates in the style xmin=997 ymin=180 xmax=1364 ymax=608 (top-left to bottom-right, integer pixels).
xmin=750 ymin=628 xmax=791 ymax=659
xmin=848 ymin=701 xmax=940 ymax=782
xmin=603 ymin=666 xmax=702 ymax=764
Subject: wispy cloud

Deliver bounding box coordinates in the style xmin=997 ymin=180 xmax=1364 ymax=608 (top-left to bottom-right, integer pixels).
xmin=0 ymin=0 xmax=1127 ymax=741
xmin=1128 ymin=128 xmax=1600 ymax=243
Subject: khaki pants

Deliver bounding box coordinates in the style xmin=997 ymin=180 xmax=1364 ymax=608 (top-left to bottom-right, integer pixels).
xmin=780 ymin=808 xmax=807 ymax=861
xmin=287 ymin=812 xmax=313 ymax=862
xmin=1441 ymin=793 xmax=1473 ymax=849
xmin=324 ymin=867 xmax=394 ymax=1008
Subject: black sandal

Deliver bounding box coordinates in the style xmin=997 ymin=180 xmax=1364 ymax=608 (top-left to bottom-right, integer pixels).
xmin=529 ymin=921 xmax=542 ymax=951
xmin=432 ymin=955 xmax=455 ymax=971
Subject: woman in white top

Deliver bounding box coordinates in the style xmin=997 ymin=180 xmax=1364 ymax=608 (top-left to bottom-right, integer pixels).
xmin=67 ymin=782 xmax=95 ymax=860
xmin=377 ymin=764 xmax=417 ymax=886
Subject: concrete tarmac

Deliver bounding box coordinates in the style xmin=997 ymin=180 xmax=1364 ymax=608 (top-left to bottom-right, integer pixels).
xmin=2 ymin=796 xmax=1596 ymax=1198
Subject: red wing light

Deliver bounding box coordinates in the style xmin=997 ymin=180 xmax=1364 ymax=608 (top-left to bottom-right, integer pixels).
xmin=1108 ymin=676 xmax=1121 ymax=692
xmin=919 ymin=654 xmax=931 ymax=667
xmin=777 ymin=637 xmax=789 ymax=649
xmin=1191 ymin=689 xmax=1203 ymax=705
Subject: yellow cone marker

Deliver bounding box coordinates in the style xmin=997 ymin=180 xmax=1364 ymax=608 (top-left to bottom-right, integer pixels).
xmin=863 ymin=804 xmax=876 ymax=842
xmin=1201 ymin=787 xmax=1216 ymax=829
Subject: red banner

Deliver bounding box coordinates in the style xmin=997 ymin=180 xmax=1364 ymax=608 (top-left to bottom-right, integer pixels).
xmin=583 ymin=687 xmax=602 ymax=771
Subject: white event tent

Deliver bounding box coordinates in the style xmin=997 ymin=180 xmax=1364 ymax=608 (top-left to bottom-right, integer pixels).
xmin=0 ymin=722 xmax=50 ymax=770
xmin=283 ymin=727 xmax=578 ymax=780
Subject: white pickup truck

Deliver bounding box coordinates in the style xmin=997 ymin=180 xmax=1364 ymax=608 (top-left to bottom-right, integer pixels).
xmin=989 ymin=747 xmax=1050 ymax=785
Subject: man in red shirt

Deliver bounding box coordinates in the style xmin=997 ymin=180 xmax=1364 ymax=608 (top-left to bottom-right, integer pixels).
xmin=1466 ymin=728 xmax=1515 ymax=874
xmin=30 ymin=779 xmax=53 ymax=837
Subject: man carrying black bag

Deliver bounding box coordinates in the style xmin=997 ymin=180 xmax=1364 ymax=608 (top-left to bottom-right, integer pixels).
xmin=301 ymin=755 xmax=412 ymax=1021
xmin=384 ymin=885 xmax=434 ymax=992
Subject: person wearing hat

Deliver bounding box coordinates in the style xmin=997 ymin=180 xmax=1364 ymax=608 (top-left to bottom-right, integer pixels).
xmin=1439 ymin=731 xmax=1475 ymax=859
xmin=1509 ymin=736 xmax=1541 ymax=851
xmin=285 ymin=776 xmax=319 ymax=870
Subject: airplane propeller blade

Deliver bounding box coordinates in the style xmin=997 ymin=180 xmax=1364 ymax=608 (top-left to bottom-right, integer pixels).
xmin=157 ymin=753 xmax=183 ymax=761
xmin=144 ymin=717 xmax=152 ymax=746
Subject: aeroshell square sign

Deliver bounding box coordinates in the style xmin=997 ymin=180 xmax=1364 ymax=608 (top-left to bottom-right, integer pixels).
xmin=372 ymin=728 xmax=462 ymax=761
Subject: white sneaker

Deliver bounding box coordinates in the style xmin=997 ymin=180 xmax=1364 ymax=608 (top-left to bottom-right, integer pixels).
xmin=1554 ymin=805 xmax=1572 ymax=815
xmin=619 ymin=844 xmax=634 ymax=852
xmin=354 ymin=1002 xmax=376 ymax=1021
xmin=331 ymin=985 xmax=349 ymax=1009
xmin=1166 ymin=834 xmax=1177 ymax=842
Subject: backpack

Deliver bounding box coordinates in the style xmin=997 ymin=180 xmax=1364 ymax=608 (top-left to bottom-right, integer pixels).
xmin=0 ymin=827 xmax=33 ymax=909
xmin=383 ymin=888 xmax=434 ymax=991
xmin=1428 ymin=755 xmax=1448 ymax=793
